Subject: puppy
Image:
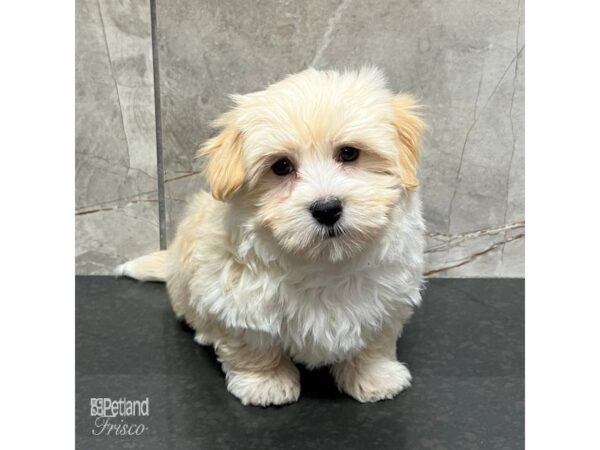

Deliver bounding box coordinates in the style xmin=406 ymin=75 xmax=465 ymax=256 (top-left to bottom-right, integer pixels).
xmin=116 ymin=67 xmax=427 ymax=406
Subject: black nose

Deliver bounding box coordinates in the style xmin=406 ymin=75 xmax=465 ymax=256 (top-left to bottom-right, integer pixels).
xmin=310 ymin=197 xmax=343 ymax=226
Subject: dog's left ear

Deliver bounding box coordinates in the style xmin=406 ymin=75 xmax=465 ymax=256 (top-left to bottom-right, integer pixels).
xmin=197 ymin=111 xmax=246 ymax=201
xmin=391 ymin=95 xmax=427 ymax=191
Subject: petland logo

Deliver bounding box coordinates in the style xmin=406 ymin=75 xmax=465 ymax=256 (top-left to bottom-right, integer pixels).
xmin=90 ymin=397 xmax=150 ymax=436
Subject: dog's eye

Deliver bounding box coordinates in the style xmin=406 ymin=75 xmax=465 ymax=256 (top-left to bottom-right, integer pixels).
xmin=271 ymin=158 xmax=295 ymax=176
xmin=338 ymin=146 xmax=360 ymax=162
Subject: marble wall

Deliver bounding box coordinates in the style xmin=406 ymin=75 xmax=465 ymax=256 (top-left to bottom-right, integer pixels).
xmin=76 ymin=0 xmax=160 ymax=273
xmin=76 ymin=0 xmax=524 ymax=276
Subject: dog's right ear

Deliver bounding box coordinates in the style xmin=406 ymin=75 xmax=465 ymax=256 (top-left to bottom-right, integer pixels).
xmin=198 ymin=111 xmax=246 ymax=201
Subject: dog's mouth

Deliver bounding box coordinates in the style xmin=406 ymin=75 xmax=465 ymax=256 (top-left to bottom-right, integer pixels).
xmin=325 ymin=226 xmax=344 ymax=239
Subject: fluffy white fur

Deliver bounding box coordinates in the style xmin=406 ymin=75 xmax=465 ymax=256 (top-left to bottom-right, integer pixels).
xmin=117 ymin=67 xmax=426 ymax=406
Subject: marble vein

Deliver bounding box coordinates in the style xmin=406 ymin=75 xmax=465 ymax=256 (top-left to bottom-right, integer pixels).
xmin=96 ymin=0 xmax=131 ymax=173
xmin=165 ymin=170 xmax=203 ymax=183
xmin=76 ymin=199 xmax=159 ymax=216
xmin=445 ymin=45 xmax=525 ymax=237
xmin=425 ymin=232 xmax=524 ymax=276
xmin=445 ymin=73 xmax=483 ymax=241
xmin=309 ymin=0 xmax=350 ymax=68
xmin=75 ymin=189 xmax=158 ymax=212
xmin=426 ymin=221 xmax=525 ymax=254
xmin=501 ymin=7 xmax=523 ymax=264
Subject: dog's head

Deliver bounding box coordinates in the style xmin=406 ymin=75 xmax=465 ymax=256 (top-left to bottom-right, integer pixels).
xmin=199 ymin=68 xmax=426 ymax=262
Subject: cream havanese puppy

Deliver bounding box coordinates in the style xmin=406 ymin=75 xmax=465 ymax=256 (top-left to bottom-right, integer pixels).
xmin=116 ymin=67 xmax=427 ymax=406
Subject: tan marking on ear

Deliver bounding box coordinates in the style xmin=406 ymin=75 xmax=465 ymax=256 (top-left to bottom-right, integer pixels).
xmin=197 ymin=112 xmax=246 ymax=201
xmin=392 ymin=95 xmax=427 ymax=191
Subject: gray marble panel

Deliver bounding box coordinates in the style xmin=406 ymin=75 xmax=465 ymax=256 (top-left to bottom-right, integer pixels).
xmin=75 ymin=0 xmax=524 ymax=275
xmin=76 ymin=0 xmax=159 ymax=273
xmin=156 ymin=0 xmax=525 ymax=276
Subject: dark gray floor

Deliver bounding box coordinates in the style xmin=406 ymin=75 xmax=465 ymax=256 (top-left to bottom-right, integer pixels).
xmin=76 ymin=277 xmax=524 ymax=450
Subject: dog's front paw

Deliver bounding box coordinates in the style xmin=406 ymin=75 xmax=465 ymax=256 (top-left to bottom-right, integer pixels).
xmin=225 ymin=363 xmax=300 ymax=407
xmin=333 ymin=359 xmax=412 ymax=403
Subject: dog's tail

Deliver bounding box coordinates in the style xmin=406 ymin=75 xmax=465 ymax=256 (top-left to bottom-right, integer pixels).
xmin=114 ymin=250 xmax=167 ymax=282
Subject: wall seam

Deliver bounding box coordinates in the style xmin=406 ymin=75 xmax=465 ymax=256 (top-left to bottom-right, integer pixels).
xmin=149 ymin=0 xmax=167 ymax=249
